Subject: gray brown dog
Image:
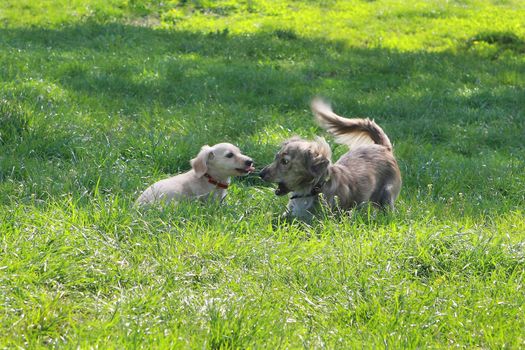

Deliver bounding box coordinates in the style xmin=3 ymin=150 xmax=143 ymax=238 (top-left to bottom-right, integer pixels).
xmin=260 ymin=98 xmax=401 ymax=220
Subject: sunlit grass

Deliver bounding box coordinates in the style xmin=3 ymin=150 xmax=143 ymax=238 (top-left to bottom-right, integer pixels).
xmin=1 ymin=0 xmax=524 ymax=348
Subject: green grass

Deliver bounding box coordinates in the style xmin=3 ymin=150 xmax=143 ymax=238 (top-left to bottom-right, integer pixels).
xmin=1 ymin=0 xmax=524 ymax=348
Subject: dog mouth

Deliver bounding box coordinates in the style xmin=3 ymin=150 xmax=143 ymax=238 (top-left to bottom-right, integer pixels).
xmin=235 ymin=165 xmax=256 ymax=175
xmin=275 ymin=182 xmax=290 ymax=196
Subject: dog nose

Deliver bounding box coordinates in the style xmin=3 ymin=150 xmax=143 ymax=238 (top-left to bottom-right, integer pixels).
xmin=245 ymin=159 xmax=253 ymax=166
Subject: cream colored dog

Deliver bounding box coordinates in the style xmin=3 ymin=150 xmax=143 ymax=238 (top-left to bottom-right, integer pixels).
xmin=136 ymin=143 xmax=254 ymax=206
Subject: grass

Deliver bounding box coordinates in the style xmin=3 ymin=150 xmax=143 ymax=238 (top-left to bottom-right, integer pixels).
xmin=1 ymin=0 xmax=524 ymax=348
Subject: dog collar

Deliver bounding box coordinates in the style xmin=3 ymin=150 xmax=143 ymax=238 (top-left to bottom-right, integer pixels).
xmin=204 ymin=173 xmax=229 ymax=189
xmin=290 ymin=192 xmax=317 ymax=200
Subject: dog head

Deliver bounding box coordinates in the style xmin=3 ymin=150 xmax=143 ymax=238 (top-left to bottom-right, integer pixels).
xmin=191 ymin=143 xmax=255 ymax=178
xmin=260 ymin=137 xmax=331 ymax=195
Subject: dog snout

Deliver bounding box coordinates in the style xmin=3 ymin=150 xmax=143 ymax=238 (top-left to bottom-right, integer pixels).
xmin=245 ymin=159 xmax=253 ymax=167
xmin=259 ymin=166 xmax=268 ymax=180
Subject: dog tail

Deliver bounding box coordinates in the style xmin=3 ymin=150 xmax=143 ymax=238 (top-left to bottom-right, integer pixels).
xmin=311 ymin=98 xmax=393 ymax=151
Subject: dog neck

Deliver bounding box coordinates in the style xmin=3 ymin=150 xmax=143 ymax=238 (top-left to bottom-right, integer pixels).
xmin=289 ymin=171 xmax=330 ymax=200
xmin=286 ymin=172 xmax=330 ymax=219
xmin=203 ymin=173 xmax=230 ymax=189
xmin=290 ymin=186 xmax=321 ymax=200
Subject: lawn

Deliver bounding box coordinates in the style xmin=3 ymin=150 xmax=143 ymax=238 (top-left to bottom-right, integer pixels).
xmin=1 ymin=0 xmax=524 ymax=348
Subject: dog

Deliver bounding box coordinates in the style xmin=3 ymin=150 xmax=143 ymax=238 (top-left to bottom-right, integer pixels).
xmin=260 ymin=98 xmax=401 ymax=220
xmin=136 ymin=143 xmax=254 ymax=206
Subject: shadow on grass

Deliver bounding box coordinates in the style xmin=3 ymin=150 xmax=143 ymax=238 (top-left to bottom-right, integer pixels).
xmin=0 ymin=22 xmax=524 ymax=209
xmin=1 ymin=22 xmax=523 ymax=120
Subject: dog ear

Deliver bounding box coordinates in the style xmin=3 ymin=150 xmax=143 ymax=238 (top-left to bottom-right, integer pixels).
xmin=191 ymin=145 xmax=214 ymax=177
xmin=305 ymin=138 xmax=331 ymax=177
xmin=305 ymin=149 xmax=330 ymax=178
xmin=313 ymin=136 xmax=332 ymax=160
xmin=309 ymin=154 xmax=330 ymax=177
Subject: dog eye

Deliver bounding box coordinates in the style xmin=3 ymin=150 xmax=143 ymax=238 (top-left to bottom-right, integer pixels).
xmin=280 ymin=158 xmax=289 ymax=165
xmin=225 ymin=152 xmax=234 ymax=158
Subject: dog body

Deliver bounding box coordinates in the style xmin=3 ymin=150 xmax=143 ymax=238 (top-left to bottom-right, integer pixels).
xmin=137 ymin=143 xmax=254 ymax=206
xmin=260 ymin=99 xmax=401 ymax=220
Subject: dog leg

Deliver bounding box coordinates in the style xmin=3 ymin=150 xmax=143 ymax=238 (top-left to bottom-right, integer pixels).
xmin=376 ymin=184 xmax=397 ymax=210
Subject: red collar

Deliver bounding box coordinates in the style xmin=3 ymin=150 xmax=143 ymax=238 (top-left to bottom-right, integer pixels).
xmin=203 ymin=173 xmax=229 ymax=189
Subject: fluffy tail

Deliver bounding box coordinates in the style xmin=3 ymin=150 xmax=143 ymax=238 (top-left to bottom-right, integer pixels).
xmin=311 ymin=98 xmax=392 ymax=151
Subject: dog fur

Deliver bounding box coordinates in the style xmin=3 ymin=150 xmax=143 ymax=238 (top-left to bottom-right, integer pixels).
xmin=260 ymin=98 xmax=401 ymax=220
xmin=136 ymin=143 xmax=254 ymax=206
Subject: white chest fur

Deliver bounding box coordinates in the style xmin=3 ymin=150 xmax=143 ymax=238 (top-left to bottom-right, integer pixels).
xmin=287 ymin=195 xmax=317 ymax=220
